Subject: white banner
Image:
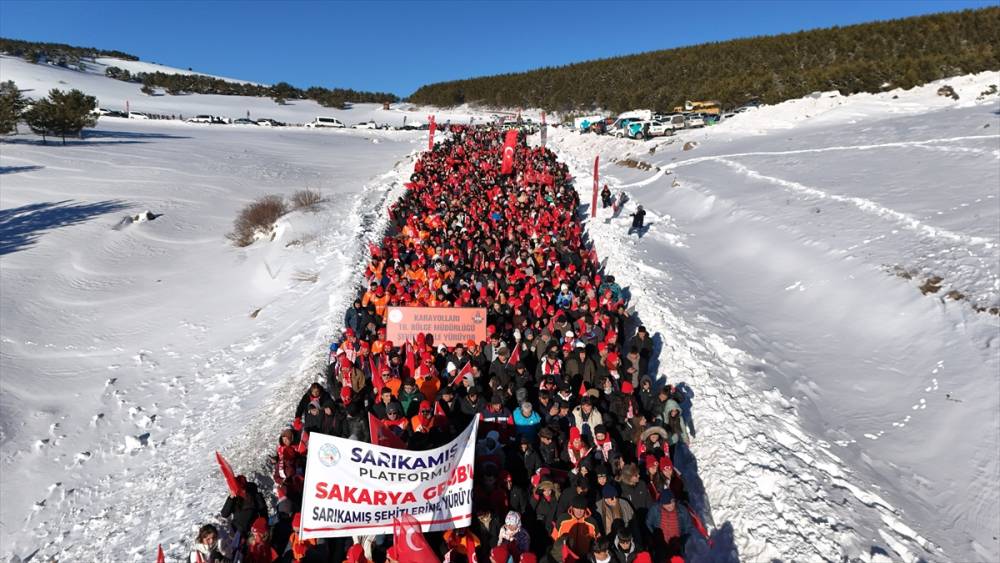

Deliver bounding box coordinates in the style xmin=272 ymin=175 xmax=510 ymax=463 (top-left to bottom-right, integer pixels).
xmin=300 ymin=418 xmax=478 ymax=539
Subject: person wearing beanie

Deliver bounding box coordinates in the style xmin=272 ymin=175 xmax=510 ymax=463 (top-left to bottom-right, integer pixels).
xmin=645 ymin=488 xmax=691 ymax=560
xmin=551 ymin=495 xmax=600 ymax=560
xmin=596 ymin=483 xmax=635 ymax=538
xmin=497 ymin=510 xmax=530 ymax=558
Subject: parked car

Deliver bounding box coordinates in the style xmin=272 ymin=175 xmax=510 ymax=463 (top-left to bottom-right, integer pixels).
xmin=187 ymin=115 xmax=215 ymax=123
xmin=128 ymin=112 xmax=150 ymax=120
xmin=256 ymin=118 xmax=282 ymax=127
xmin=233 ymin=118 xmax=257 ymax=125
xmin=685 ymin=114 xmax=705 ymax=128
xmin=306 ymin=117 xmax=345 ymax=128
xmin=352 ymin=121 xmax=379 ymax=129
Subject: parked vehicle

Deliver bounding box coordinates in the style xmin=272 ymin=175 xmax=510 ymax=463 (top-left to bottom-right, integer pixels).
xmin=611 ymin=118 xmax=648 ymax=139
xmin=232 ymin=118 xmax=257 ymax=125
xmin=128 ymin=112 xmax=150 ymax=120
xmin=685 ymin=114 xmax=705 ymax=128
xmin=646 ymin=120 xmax=679 ymax=137
xmin=256 ymin=118 xmax=282 ymax=127
xmin=306 ymin=117 xmax=345 ymax=128
xmin=573 ymin=115 xmax=606 ymax=131
xmin=186 ymin=115 xmax=215 ymax=123
xmin=616 ymin=109 xmax=653 ymax=122
xmin=352 ymin=121 xmax=379 ymax=129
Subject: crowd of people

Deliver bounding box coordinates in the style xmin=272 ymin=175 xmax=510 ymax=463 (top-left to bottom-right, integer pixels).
xmin=191 ymin=124 xmax=708 ymax=563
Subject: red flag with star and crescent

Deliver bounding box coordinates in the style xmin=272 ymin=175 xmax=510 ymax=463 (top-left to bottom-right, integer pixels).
xmin=392 ymin=513 xmax=439 ymax=563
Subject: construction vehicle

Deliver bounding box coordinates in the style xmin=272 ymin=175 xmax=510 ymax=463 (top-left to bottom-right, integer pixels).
xmin=672 ymin=100 xmax=722 ymax=115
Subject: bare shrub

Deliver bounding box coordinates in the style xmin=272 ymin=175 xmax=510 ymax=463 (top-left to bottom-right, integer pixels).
xmin=229 ymin=195 xmax=287 ymax=247
xmin=291 ymin=189 xmax=322 ymax=211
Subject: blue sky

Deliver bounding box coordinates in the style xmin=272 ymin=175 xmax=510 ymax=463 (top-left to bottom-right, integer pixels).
xmin=0 ymin=1 xmax=993 ymax=96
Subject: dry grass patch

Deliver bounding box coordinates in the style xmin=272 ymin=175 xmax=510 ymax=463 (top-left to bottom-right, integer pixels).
xmin=228 ymin=195 xmax=287 ymax=247
xmin=291 ymin=189 xmax=323 ymax=211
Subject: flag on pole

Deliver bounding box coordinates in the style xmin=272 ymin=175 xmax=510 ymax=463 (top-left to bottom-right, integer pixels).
xmin=591 ymin=155 xmax=600 ymax=218
xmin=404 ymin=340 xmax=416 ymax=378
xmin=501 ymin=129 xmax=518 ymax=175
xmin=215 ymin=451 xmax=244 ymax=498
xmin=428 ymin=115 xmax=436 ymax=151
xmin=156 ymin=544 xmax=165 ymax=563
xmin=506 ymin=342 xmax=520 ymax=367
xmin=450 ymin=360 xmax=473 ymax=388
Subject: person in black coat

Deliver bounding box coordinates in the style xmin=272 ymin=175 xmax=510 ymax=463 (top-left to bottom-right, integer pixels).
xmin=221 ymin=478 xmax=268 ymax=537
xmin=295 ymin=383 xmax=331 ymax=420
xmin=628 ymin=205 xmax=646 ymax=234
xmin=343 ymin=298 xmax=365 ymax=336
xmin=628 ymin=326 xmax=654 ymax=377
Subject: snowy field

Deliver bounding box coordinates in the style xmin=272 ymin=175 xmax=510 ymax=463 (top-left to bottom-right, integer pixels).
xmin=542 ymin=72 xmax=1000 ymax=562
xmin=0 ymin=54 xmax=998 ymax=562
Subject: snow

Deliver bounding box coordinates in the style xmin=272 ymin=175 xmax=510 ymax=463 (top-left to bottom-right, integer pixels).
xmin=540 ymin=71 xmax=1000 ymax=562
xmin=0 ymin=55 xmax=478 ymax=127
xmin=1 ymin=52 xmax=998 ymax=562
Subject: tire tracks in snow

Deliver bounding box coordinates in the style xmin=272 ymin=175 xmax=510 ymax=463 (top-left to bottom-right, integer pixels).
xmin=548 ymin=132 xmax=943 ymax=562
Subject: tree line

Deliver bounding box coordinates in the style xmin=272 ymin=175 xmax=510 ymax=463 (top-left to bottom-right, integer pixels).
xmin=0 ymin=37 xmax=138 ymax=66
xmin=408 ymin=7 xmax=1000 ymax=114
xmin=1 ymin=36 xmax=399 ymax=109
xmin=105 ymin=67 xmax=398 ymax=109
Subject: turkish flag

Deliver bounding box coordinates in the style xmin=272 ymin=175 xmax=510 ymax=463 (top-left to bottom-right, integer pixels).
xmin=501 ymin=129 xmax=517 ymax=175
xmin=215 ymin=451 xmax=244 ymax=498
xmin=449 ymin=360 xmax=473 ymax=388
xmin=428 ymin=115 xmax=436 ymax=151
xmin=506 ymin=343 xmax=520 ymax=367
xmin=393 ymin=514 xmax=440 ymax=563
xmin=371 ymin=354 xmax=385 ymax=393
xmin=369 ymin=413 xmax=407 ymax=449
xmin=156 ymin=544 xmax=165 ymax=563
xmin=404 ymin=341 xmax=416 ymax=378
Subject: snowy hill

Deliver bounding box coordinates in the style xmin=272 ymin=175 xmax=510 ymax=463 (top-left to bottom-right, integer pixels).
xmin=0 ymin=52 xmax=998 ymax=562
xmin=543 ymin=71 xmax=1000 ymax=562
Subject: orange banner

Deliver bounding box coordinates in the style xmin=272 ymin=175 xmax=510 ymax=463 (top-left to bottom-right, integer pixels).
xmin=386 ymin=307 xmax=487 ymax=347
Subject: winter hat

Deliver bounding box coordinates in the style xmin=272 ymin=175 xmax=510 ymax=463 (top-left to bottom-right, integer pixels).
xmin=504 ymin=511 xmax=521 ymax=528
xmin=251 ymin=516 xmax=267 ymax=535
xmin=644 ymin=455 xmax=658 ymax=469
xmin=602 ymin=485 xmax=618 ymax=499
xmin=621 ymin=381 xmax=634 ymax=394
xmin=633 ymin=554 xmax=652 ymax=563
xmin=571 ymin=495 xmax=588 ymax=510
xmin=659 ymin=488 xmax=674 ymax=503
xmin=659 ymin=456 xmax=673 ymax=470
xmin=491 ymin=545 xmax=510 ymax=563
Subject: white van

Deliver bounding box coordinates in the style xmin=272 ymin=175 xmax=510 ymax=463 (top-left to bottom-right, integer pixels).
xmin=306 ymin=117 xmax=345 ymax=128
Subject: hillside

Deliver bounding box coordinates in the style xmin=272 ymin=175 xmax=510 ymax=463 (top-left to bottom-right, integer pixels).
xmin=408 ymin=7 xmax=1000 ymax=113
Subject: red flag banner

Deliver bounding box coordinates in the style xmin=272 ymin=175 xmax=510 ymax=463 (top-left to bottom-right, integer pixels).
xmin=404 ymin=340 xmax=416 ymax=378
xmin=501 ymin=129 xmax=518 ymax=175
xmin=393 ymin=513 xmax=440 ymax=563
xmin=215 ymin=451 xmax=244 ymax=498
xmin=156 ymin=544 xmax=165 ymax=563
xmin=592 ymin=155 xmax=600 ymax=218
xmin=506 ymin=342 xmax=520 ymax=367
xmin=371 ymin=354 xmax=385 ymax=393
xmin=369 ymin=413 xmax=407 ymax=449
xmin=428 ymin=115 xmax=436 ymax=151
xmin=450 ymin=360 xmax=474 ymax=388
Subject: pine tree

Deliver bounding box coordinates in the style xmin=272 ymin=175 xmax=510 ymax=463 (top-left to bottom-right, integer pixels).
xmin=0 ymin=80 xmax=28 ymax=136
xmin=23 ymin=88 xmax=97 ymax=145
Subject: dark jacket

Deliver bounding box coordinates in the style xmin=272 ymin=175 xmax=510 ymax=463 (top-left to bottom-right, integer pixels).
xmin=221 ymin=483 xmax=268 ymax=535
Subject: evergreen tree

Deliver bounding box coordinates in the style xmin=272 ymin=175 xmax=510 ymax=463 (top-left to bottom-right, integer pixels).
xmin=23 ymin=88 xmax=97 ymax=145
xmin=0 ymin=80 xmax=28 ymax=136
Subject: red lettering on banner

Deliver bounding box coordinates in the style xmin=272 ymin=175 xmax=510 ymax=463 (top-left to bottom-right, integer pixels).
xmin=374 ymin=490 xmax=387 ymax=505
xmin=315 ymin=482 xmax=328 ymax=499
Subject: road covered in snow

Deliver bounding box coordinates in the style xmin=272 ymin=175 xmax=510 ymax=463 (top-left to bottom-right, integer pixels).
xmin=543 ymin=72 xmax=999 ymax=562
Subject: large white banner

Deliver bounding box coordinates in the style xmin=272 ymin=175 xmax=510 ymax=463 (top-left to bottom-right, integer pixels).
xmin=300 ymin=418 xmax=478 ymax=539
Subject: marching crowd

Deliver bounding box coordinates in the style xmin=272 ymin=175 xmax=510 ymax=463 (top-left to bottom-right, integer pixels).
xmin=191 ymin=125 xmax=708 ymax=563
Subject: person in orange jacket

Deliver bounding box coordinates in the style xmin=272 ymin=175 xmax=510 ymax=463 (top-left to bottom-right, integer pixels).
xmin=551 ymin=497 xmax=600 ymax=562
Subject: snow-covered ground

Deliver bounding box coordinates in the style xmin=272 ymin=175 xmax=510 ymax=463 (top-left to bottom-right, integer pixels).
xmin=1 ymin=55 xmax=477 ymax=127
xmin=541 ymin=72 xmax=1000 ymax=562
xmin=1 ymin=52 xmax=998 ymax=562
